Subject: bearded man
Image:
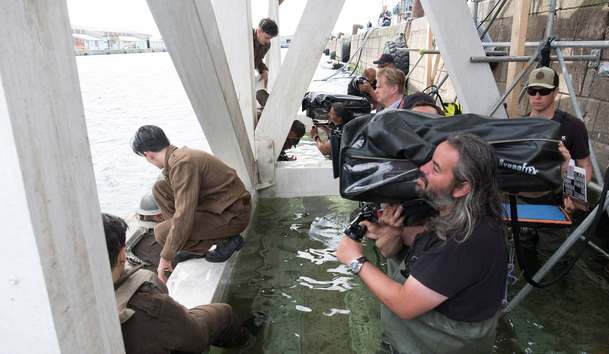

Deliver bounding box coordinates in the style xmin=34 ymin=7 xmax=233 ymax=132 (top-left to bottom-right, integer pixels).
xmin=337 ymin=134 xmax=508 ymax=354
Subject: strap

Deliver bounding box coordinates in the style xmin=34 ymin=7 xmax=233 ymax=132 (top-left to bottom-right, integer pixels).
xmin=115 ymin=268 xmax=158 ymax=323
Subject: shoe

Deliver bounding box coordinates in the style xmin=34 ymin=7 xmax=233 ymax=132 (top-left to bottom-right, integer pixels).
xmin=205 ymin=235 xmax=245 ymax=263
xmin=174 ymin=250 xmax=206 ymax=264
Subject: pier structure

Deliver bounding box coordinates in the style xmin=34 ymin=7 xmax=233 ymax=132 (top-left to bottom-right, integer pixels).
xmin=3 ymin=0 xmax=609 ymax=352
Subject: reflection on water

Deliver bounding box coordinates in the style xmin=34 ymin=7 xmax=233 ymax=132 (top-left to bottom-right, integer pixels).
xmin=210 ymin=197 xmax=382 ymax=354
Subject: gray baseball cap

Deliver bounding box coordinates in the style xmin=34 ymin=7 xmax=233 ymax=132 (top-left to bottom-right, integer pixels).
xmin=526 ymin=66 xmax=559 ymax=89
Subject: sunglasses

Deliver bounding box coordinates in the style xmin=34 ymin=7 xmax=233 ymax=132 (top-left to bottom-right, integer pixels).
xmin=527 ymin=87 xmax=554 ymax=96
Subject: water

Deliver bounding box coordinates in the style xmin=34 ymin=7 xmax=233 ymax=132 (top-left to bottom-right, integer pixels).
xmin=77 ymin=52 xmax=209 ymax=217
xmin=78 ymin=53 xmax=609 ymax=353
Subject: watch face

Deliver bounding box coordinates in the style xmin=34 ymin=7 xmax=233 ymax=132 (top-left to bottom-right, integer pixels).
xmin=350 ymin=260 xmax=361 ymax=274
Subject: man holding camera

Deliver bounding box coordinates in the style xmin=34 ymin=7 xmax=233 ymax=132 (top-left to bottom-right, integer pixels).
xmin=347 ymin=68 xmax=378 ymax=107
xmin=337 ymin=134 xmax=508 ymax=353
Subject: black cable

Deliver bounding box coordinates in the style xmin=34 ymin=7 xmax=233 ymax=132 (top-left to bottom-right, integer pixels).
xmin=476 ymin=0 xmax=508 ymax=30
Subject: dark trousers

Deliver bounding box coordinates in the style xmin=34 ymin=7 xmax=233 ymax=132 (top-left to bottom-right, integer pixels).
xmin=152 ymin=179 xmax=251 ymax=255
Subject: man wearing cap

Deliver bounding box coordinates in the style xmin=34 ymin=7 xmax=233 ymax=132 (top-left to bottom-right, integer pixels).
xmin=375 ymin=67 xmax=407 ymax=110
xmin=373 ymin=53 xmax=396 ymax=69
xmin=522 ymin=66 xmax=592 ymax=257
xmin=132 ymin=125 xmax=251 ymax=283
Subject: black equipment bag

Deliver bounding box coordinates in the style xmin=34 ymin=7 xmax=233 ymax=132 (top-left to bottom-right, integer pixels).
xmin=302 ymin=91 xmax=371 ymax=120
xmin=337 ymin=109 xmax=563 ymax=203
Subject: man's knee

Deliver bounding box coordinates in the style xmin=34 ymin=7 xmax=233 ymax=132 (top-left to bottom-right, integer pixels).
xmin=154 ymin=220 xmax=171 ymax=245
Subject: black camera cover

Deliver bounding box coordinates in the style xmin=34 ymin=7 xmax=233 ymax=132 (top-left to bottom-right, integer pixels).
xmin=302 ymin=91 xmax=372 ymax=120
xmin=337 ymin=109 xmax=563 ymax=202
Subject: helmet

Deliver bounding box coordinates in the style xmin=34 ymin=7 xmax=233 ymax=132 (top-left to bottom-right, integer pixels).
xmin=137 ymin=194 xmax=161 ymax=216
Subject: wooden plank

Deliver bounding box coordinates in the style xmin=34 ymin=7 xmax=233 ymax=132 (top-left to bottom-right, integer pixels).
xmin=256 ymin=0 xmax=346 ymax=162
xmin=505 ymin=0 xmax=531 ymax=117
xmin=425 ymin=25 xmax=434 ymax=87
xmin=0 ymin=1 xmax=124 ymax=352
xmin=267 ymin=0 xmax=282 ymax=90
xmin=147 ymin=0 xmax=256 ymax=189
xmin=419 ymin=0 xmax=508 ymax=117
xmin=211 ymin=0 xmax=257 ymax=151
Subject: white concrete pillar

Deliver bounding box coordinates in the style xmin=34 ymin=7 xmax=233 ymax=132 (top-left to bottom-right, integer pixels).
xmin=256 ymin=0 xmax=346 ymax=162
xmin=212 ymin=0 xmax=257 ymax=153
xmin=267 ymin=0 xmax=282 ymax=90
xmin=0 ymin=1 xmax=124 ymax=353
xmin=147 ymin=0 xmax=256 ymax=190
xmin=419 ymin=0 xmax=507 ymax=117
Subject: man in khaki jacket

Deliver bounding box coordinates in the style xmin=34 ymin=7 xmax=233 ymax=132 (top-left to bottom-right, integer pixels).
xmin=103 ymin=213 xmax=251 ymax=353
xmin=132 ymin=125 xmax=251 ymax=283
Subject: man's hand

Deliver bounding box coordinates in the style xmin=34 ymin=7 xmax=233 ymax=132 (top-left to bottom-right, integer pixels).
xmin=309 ymin=126 xmax=318 ymax=139
xmin=358 ymin=81 xmax=373 ymax=94
xmin=563 ymin=196 xmax=589 ymax=213
xmin=260 ymin=70 xmax=269 ymax=88
xmin=157 ymin=257 xmax=173 ymax=283
xmin=380 ymin=204 xmax=405 ymax=227
xmin=559 ymin=141 xmax=571 ymax=174
xmin=361 ymin=220 xmax=403 ymax=257
xmin=336 ymin=236 xmax=364 ymax=265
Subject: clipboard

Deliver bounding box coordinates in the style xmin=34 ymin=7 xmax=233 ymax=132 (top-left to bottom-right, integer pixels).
xmin=501 ymin=203 xmax=572 ymax=226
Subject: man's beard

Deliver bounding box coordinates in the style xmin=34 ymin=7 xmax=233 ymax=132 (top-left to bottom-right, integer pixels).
xmin=416 ymin=175 xmax=455 ymax=211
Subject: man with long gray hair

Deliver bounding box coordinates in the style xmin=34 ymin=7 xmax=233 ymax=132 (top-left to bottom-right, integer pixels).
xmin=337 ymin=134 xmax=508 ymax=353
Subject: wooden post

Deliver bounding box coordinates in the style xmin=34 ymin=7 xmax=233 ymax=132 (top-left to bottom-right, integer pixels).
xmin=0 ymin=1 xmax=124 ymax=352
xmin=147 ymin=0 xmax=256 ymax=189
xmin=256 ymin=0 xmax=346 ymax=162
xmin=267 ymin=0 xmax=282 ymax=91
xmin=211 ymin=0 xmax=257 ymax=152
xmin=424 ymin=25 xmax=434 ymax=87
xmin=419 ymin=0 xmax=507 ymax=117
xmin=505 ymin=0 xmax=531 ymax=117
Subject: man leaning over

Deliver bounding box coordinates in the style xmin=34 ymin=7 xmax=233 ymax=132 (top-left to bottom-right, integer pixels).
xmin=132 ymin=125 xmax=251 ymax=283
xmin=337 ymin=134 xmax=508 ymax=354
xmin=253 ymin=17 xmax=279 ymax=90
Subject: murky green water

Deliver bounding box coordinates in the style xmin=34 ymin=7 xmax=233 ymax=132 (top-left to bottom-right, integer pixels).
xmin=211 ymin=197 xmax=609 ymax=354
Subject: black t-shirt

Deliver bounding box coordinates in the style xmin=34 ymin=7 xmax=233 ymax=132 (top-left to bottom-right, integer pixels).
xmin=552 ymin=110 xmax=590 ymax=160
xmin=402 ymin=215 xmax=507 ymax=322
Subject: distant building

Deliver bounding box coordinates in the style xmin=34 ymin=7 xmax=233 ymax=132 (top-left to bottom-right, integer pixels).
xmin=72 ymin=26 xmax=165 ymax=54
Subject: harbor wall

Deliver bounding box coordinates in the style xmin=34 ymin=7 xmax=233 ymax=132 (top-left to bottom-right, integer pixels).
xmin=332 ymin=0 xmax=609 ymax=169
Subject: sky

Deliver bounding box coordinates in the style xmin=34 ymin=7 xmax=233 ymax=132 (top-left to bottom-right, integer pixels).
xmin=66 ymin=0 xmax=398 ymax=37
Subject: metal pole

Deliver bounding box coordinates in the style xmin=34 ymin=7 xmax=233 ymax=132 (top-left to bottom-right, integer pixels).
xmin=472 ymin=0 xmax=480 ymax=25
xmin=405 ymin=52 xmax=426 ymax=80
xmin=479 ymin=0 xmax=511 ymax=40
xmin=504 ymin=194 xmax=609 ymax=313
xmin=545 ymin=0 xmax=557 ymax=40
xmin=471 ymin=54 xmax=599 ymax=63
xmin=555 ymin=47 xmax=605 ymax=186
xmin=482 ymin=40 xmax=609 ymax=49
xmin=488 ymin=42 xmax=546 ymax=116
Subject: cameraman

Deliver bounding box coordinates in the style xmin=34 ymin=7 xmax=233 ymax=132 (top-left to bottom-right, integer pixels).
xmin=310 ymin=102 xmax=354 ymax=156
xmin=348 ymin=68 xmax=378 ymax=107
xmin=337 ymin=134 xmax=508 ymax=354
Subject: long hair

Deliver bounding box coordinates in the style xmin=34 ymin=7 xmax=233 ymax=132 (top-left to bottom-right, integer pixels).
xmin=428 ymin=134 xmax=504 ymax=241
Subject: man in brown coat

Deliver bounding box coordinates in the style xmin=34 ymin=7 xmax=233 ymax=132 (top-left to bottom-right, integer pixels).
xmin=103 ymin=213 xmax=251 ymax=354
xmin=132 ymin=125 xmax=251 ymax=283
xmin=252 ymin=17 xmax=278 ymax=89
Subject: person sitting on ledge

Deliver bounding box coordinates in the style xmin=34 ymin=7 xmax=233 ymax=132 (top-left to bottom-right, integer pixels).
xmin=310 ymin=102 xmax=354 ymax=156
xmin=104 ymin=213 xmax=252 ymax=354
xmin=132 ymin=125 xmax=251 ymax=283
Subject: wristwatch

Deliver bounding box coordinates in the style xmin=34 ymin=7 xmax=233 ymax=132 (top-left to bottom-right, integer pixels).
xmin=349 ymin=256 xmax=369 ymax=275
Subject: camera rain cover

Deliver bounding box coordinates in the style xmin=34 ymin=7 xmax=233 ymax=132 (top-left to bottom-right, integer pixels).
xmin=338 ymin=109 xmax=563 ymax=202
xmin=302 ymin=91 xmax=372 ymax=120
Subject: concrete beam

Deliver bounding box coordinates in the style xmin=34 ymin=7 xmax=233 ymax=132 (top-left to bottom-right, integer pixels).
xmin=147 ymin=0 xmax=256 ymax=189
xmin=420 ymin=0 xmax=508 ymax=117
xmin=259 ymin=162 xmax=340 ymax=198
xmin=0 ymin=1 xmax=124 ymax=353
xmin=267 ymin=0 xmax=282 ymax=90
xmin=256 ymin=0 xmax=346 ymax=162
xmin=211 ymin=0 xmax=257 ymax=152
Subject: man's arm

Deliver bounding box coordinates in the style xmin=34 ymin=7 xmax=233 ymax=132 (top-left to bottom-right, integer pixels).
xmin=576 ymin=156 xmax=593 ymax=183
xmin=336 ymin=236 xmax=447 ymax=320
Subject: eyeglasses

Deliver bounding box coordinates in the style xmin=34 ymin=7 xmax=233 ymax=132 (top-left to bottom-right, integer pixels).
xmin=527 ymin=87 xmax=554 ymax=96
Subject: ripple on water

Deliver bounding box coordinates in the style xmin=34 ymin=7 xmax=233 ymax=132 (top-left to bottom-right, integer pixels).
xmin=296 ymin=275 xmax=354 ymax=292
xmin=295 ymin=305 xmax=312 ymax=313
xmin=296 ymin=247 xmax=336 ymax=265
xmin=309 ymin=212 xmax=349 ymax=248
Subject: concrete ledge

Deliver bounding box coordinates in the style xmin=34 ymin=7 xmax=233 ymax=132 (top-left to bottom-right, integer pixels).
xmin=259 ymin=159 xmax=339 ymax=198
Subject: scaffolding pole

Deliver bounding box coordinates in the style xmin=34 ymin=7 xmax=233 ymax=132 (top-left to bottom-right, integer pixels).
xmin=471 ymin=53 xmax=599 ymax=63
